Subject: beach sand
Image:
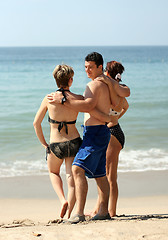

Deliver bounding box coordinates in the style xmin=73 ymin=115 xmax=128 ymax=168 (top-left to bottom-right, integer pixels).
xmin=0 ymin=170 xmax=168 ymax=240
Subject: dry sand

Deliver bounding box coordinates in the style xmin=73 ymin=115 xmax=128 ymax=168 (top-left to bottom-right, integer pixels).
xmin=0 ymin=170 xmax=168 ymax=240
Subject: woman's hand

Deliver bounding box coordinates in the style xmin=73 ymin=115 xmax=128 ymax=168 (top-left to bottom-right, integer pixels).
xmin=95 ymin=74 xmax=111 ymax=84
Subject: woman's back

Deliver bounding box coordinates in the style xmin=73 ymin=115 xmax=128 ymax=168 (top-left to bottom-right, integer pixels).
xmin=47 ymin=91 xmax=81 ymax=143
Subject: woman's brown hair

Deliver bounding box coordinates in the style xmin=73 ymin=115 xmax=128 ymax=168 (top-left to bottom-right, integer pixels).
xmin=105 ymin=61 xmax=124 ymax=79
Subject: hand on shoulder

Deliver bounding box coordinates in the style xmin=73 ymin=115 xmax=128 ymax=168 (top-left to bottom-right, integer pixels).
xmin=47 ymin=91 xmax=62 ymax=103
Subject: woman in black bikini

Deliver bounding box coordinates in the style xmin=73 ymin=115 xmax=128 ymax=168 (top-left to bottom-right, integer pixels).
xmin=33 ymin=64 xmax=83 ymax=219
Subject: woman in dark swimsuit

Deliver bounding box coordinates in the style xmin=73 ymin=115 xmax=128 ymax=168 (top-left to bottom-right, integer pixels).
xmin=33 ymin=64 xmax=83 ymax=219
xmin=104 ymin=61 xmax=129 ymax=217
xmin=89 ymin=61 xmax=129 ymax=218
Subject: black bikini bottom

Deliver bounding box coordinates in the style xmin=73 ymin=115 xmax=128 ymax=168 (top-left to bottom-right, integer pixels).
xmin=47 ymin=137 xmax=82 ymax=160
xmin=109 ymin=124 xmax=125 ymax=149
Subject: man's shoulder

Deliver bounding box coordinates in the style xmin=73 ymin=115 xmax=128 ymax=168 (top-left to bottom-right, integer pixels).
xmin=94 ymin=74 xmax=112 ymax=86
xmin=87 ymin=79 xmax=103 ymax=88
xmin=95 ymin=74 xmax=107 ymax=81
xmin=69 ymin=92 xmax=84 ymax=100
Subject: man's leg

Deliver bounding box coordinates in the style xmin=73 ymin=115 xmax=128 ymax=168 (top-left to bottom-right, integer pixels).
xmin=95 ymin=176 xmax=110 ymax=216
xmin=69 ymin=165 xmax=87 ymax=222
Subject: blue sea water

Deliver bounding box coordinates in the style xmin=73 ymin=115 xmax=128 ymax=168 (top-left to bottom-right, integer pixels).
xmin=0 ymin=46 xmax=168 ymax=177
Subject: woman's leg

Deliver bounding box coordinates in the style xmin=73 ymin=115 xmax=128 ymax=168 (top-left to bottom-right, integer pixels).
xmin=65 ymin=157 xmax=76 ymax=218
xmin=106 ymin=135 xmax=122 ymax=217
xmin=47 ymin=152 xmax=68 ymax=218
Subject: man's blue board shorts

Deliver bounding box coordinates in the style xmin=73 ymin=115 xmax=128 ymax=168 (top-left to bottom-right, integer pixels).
xmin=72 ymin=125 xmax=110 ymax=178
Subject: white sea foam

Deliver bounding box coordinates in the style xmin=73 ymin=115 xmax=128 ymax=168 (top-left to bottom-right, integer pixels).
xmin=0 ymin=159 xmax=48 ymax=178
xmin=0 ymin=148 xmax=168 ymax=178
xmin=118 ymin=148 xmax=168 ymax=172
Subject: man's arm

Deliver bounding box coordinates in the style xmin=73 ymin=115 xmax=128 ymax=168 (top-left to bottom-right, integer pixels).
xmin=90 ymin=108 xmax=112 ymax=123
xmin=47 ymin=82 xmax=100 ymax=112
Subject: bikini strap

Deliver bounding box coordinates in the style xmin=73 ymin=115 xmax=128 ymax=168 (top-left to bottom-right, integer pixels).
xmin=56 ymin=88 xmax=70 ymax=104
xmin=48 ymin=116 xmax=76 ymax=134
xmin=56 ymin=88 xmax=70 ymax=93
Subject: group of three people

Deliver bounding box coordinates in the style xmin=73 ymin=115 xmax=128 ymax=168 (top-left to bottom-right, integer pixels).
xmin=33 ymin=52 xmax=130 ymax=223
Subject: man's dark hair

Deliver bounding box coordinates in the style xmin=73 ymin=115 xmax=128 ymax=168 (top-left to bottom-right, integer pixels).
xmin=85 ymin=52 xmax=104 ymax=68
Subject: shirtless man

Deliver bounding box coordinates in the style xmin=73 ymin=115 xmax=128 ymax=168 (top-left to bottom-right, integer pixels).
xmin=48 ymin=52 xmax=130 ymax=223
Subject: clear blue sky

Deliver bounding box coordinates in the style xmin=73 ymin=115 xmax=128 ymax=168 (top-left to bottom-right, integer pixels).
xmin=0 ymin=0 xmax=168 ymax=46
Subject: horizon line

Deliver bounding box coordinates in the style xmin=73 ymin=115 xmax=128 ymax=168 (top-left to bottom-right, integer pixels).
xmin=0 ymin=45 xmax=168 ymax=48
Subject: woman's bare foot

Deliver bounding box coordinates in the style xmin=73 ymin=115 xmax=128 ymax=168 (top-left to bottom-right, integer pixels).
xmin=60 ymin=201 xmax=68 ymax=218
xmin=109 ymin=210 xmax=116 ymax=217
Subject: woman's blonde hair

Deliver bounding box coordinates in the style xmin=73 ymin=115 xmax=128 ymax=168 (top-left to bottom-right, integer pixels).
xmin=53 ymin=64 xmax=74 ymax=87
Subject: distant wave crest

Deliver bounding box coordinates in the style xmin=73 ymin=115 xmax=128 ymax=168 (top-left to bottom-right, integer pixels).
xmin=119 ymin=148 xmax=168 ymax=172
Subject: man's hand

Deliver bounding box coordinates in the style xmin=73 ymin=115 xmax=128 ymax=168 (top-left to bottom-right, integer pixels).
xmin=47 ymin=91 xmax=63 ymax=104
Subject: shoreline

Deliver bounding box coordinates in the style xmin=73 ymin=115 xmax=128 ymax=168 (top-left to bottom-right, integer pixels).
xmin=1 ymin=170 xmax=168 ymax=239
xmin=1 ymin=170 xmax=168 ymax=199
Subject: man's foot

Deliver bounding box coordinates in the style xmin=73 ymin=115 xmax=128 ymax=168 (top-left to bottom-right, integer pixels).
xmin=85 ymin=211 xmax=97 ymax=218
xmin=60 ymin=201 xmax=68 ymax=218
xmin=68 ymin=214 xmax=85 ymax=224
xmin=90 ymin=213 xmax=111 ymax=221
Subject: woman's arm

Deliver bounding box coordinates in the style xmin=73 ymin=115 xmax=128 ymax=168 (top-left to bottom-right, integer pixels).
xmin=114 ymin=81 xmax=130 ymax=98
xmin=112 ymin=97 xmax=124 ymax=112
xmin=118 ymin=98 xmax=129 ymax=119
xmin=33 ymin=96 xmax=48 ymax=148
xmin=95 ymin=75 xmax=119 ymax=106
xmin=96 ymin=75 xmax=130 ymax=106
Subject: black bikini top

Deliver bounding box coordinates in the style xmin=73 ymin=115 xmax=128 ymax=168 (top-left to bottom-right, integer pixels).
xmin=57 ymin=88 xmax=70 ymax=104
xmin=48 ymin=116 xmax=76 ymax=134
xmin=57 ymin=88 xmax=70 ymax=93
xmin=48 ymin=88 xmax=76 ymax=134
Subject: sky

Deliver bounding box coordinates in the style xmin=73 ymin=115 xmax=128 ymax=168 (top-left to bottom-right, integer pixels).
xmin=0 ymin=0 xmax=168 ymax=47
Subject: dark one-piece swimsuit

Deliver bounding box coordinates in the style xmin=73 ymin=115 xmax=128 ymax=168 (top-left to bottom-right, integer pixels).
xmin=46 ymin=88 xmax=82 ymax=160
xmin=109 ymin=123 xmax=125 ymax=149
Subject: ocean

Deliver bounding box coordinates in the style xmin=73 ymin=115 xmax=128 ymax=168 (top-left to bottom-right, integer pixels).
xmin=0 ymin=46 xmax=168 ymax=178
